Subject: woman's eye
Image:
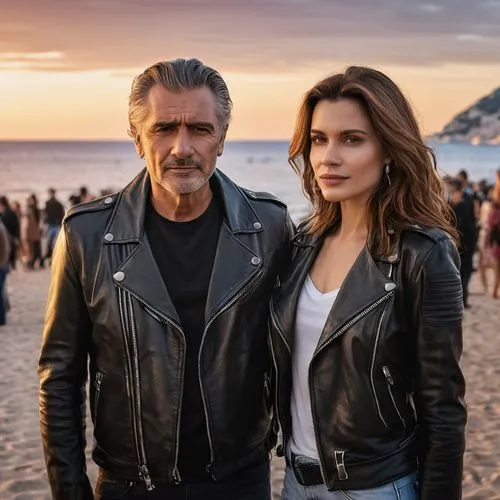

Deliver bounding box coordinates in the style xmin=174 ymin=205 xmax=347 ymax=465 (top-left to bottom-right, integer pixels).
xmin=345 ymin=136 xmax=361 ymax=144
xmin=311 ymin=135 xmax=326 ymax=144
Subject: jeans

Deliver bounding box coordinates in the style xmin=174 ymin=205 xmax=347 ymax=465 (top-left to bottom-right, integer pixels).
xmin=45 ymin=224 xmax=61 ymax=261
xmin=281 ymin=445 xmax=418 ymax=500
xmin=0 ymin=267 xmax=8 ymax=325
xmin=95 ymin=460 xmax=271 ymax=500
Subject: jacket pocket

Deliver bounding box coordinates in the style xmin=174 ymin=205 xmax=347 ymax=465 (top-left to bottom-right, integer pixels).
xmin=381 ymin=364 xmax=406 ymax=430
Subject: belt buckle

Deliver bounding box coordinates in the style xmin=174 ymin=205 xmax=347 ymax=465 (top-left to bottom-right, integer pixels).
xmin=291 ymin=454 xmax=308 ymax=486
xmin=291 ymin=452 xmax=321 ymax=486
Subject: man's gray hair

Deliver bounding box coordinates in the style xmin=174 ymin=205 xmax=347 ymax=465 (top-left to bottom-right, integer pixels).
xmin=128 ymin=58 xmax=232 ymax=138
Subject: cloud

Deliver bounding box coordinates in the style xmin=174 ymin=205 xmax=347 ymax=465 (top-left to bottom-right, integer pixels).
xmin=1 ymin=0 xmax=500 ymax=73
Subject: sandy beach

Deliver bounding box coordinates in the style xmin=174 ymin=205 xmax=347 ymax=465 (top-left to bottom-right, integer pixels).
xmin=0 ymin=267 xmax=499 ymax=499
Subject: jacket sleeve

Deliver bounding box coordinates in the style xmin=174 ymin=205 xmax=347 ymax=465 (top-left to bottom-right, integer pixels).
xmin=280 ymin=210 xmax=296 ymax=280
xmin=38 ymin=223 xmax=94 ymax=500
xmin=411 ymin=237 xmax=467 ymax=500
xmin=268 ymin=209 xmax=296 ymax=453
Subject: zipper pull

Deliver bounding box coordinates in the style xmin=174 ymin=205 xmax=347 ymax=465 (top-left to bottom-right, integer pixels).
xmin=382 ymin=365 xmax=394 ymax=385
xmin=206 ymin=464 xmax=217 ymax=481
xmin=95 ymin=372 xmax=103 ymax=390
xmin=139 ymin=464 xmax=155 ymax=491
xmin=172 ymin=466 xmax=182 ymax=484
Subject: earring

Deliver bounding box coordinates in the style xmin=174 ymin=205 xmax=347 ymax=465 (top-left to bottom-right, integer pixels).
xmin=385 ymin=164 xmax=391 ymax=186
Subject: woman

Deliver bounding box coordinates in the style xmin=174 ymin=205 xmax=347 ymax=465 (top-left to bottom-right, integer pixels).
xmin=477 ymin=186 xmax=493 ymax=293
xmin=270 ymin=67 xmax=466 ymax=500
xmin=25 ymin=194 xmax=44 ymax=270
xmin=486 ymin=169 xmax=500 ymax=298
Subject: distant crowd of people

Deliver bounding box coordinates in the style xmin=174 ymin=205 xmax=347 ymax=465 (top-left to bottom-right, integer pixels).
xmin=1 ymin=167 xmax=500 ymax=327
xmin=446 ymin=168 xmax=500 ymax=305
xmin=0 ymin=185 xmax=107 ymax=326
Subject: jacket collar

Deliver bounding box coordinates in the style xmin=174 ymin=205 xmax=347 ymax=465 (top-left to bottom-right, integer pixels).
xmin=105 ymin=168 xmax=263 ymax=242
xmin=272 ymin=229 xmax=399 ymax=351
xmin=106 ymin=167 xmax=264 ymax=327
xmin=292 ymin=228 xmax=401 ymax=264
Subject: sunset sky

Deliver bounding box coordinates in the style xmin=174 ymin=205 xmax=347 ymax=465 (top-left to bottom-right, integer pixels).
xmin=2 ymin=0 xmax=500 ymax=140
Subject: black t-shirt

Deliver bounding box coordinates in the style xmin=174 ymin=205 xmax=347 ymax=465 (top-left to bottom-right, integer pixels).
xmin=145 ymin=194 xmax=222 ymax=482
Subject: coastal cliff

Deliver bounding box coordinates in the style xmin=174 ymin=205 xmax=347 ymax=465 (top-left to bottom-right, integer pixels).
xmin=431 ymin=87 xmax=500 ymax=145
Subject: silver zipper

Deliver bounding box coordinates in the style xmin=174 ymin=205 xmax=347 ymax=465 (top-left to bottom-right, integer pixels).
xmin=117 ymin=288 xmax=144 ymax=487
xmin=126 ymin=293 xmax=155 ymax=491
xmin=316 ymin=292 xmax=394 ymax=354
xmin=117 ymin=286 xmax=155 ymax=491
xmin=269 ymin=300 xmax=291 ymax=354
xmin=269 ymin=300 xmax=291 ymax=455
xmin=370 ymin=303 xmax=391 ymax=430
xmin=382 ymin=365 xmax=406 ymax=429
xmin=264 ymin=372 xmax=271 ymax=400
xmin=94 ymin=371 xmax=103 ymax=420
xmin=199 ymin=269 xmax=264 ymax=478
xmin=310 ymin=291 xmax=394 ymax=483
xmin=137 ymin=298 xmax=185 ymax=485
xmin=268 ymin=328 xmax=284 ymax=452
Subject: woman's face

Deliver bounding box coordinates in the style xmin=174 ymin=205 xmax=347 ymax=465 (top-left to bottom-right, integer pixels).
xmin=309 ymin=98 xmax=389 ymax=205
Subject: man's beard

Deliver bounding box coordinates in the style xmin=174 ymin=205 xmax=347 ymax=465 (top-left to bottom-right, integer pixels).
xmin=161 ymin=159 xmax=212 ymax=194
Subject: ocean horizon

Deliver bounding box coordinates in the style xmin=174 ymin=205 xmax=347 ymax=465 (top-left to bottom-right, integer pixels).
xmin=1 ymin=140 xmax=499 ymax=222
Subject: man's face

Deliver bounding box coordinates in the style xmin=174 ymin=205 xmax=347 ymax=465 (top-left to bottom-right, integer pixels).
xmin=135 ymin=85 xmax=226 ymax=196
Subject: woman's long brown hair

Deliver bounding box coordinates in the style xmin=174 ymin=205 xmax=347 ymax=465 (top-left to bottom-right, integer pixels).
xmin=289 ymin=66 xmax=458 ymax=256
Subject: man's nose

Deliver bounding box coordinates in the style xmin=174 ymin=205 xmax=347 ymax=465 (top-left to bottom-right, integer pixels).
xmin=171 ymin=129 xmax=193 ymax=157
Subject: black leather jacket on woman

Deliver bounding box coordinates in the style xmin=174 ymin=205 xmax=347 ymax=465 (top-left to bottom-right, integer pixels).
xmin=38 ymin=169 xmax=293 ymax=500
xmin=269 ymin=225 xmax=467 ymax=500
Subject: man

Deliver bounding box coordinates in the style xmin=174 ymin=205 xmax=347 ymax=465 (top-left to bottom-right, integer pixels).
xmin=448 ymin=177 xmax=477 ymax=308
xmin=457 ymin=168 xmax=480 ymax=219
xmin=38 ymin=58 xmax=293 ymax=500
xmin=0 ymin=196 xmax=20 ymax=270
xmin=43 ymin=188 xmax=65 ymax=264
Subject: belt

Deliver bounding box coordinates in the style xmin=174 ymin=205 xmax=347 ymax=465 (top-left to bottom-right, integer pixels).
xmin=290 ymin=452 xmax=324 ymax=486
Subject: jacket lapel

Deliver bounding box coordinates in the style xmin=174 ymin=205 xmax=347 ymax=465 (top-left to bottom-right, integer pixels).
xmin=103 ymin=168 xmax=268 ymax=328
xmin=315 ymin=245 xmax=393 ymax=350
xmin=270 ymin=238 xmax=320 ymax=351
xmin=115 ymin=237 xmax=181 ymax=326
xmin=102 ymin=169 xmax=180 ymax=324
xmin=204 ymin=222 xmax=261 ymax=323
xmin=204 ymin=170 xmax=264 ymax=323
xmin=271 ymin=232 xmax=396 ymax=353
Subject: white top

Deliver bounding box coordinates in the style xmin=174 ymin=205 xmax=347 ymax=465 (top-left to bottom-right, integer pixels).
xmin=289 ymin=274 xmax=340 ymax=459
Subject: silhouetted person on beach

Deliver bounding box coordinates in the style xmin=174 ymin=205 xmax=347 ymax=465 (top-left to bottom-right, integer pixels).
xmin=448 ymin=178 xmax=477 ymax=308
xmin=0 ymin=196 xmax=20 ymax=270
xmin=0 ymin=219 xmax=10 ymax=326
xmin=38 ymin=58 xmax=293 ymax=500
xmin=43 ymin=188 xmax=65 ymax=264
xmin=25 ymin=194 xmax=44 ymax=270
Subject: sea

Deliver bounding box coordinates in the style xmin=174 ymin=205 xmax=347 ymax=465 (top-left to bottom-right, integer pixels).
xmin=1 ymin=140 xmax=499 ymax=222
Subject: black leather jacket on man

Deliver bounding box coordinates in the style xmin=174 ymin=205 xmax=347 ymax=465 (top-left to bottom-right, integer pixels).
xmin=38 ymin=168 xmax=294 ymax=500
xmin=270 ymin=225 xmax=467 ymax=500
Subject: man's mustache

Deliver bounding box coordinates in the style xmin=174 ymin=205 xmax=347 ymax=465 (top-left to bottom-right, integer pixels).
xmin=164 ymin=159 xmax=202 ymax=169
